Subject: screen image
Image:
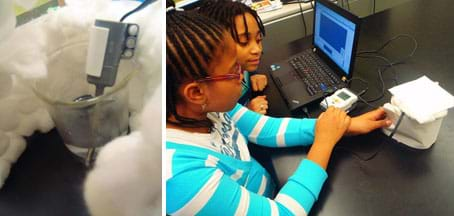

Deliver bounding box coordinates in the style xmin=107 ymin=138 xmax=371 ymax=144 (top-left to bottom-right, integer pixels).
xmin=320 ymin=14 xmax=347 ymax=54
xmin=314 ymin=2 xmax=356 ymax=75
xmin=337 ymin=91 xmax=351 ymax=100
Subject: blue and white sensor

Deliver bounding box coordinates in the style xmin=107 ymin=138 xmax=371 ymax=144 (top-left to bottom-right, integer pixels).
xmin=320 ymin=88 xmax=358 ymax=113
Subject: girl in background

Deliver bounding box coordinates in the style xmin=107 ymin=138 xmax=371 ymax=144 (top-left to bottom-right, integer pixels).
xmin=199 ymin=0 xmax=269 ymax=114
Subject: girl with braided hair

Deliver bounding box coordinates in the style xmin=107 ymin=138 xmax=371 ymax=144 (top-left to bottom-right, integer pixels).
xmin=166 ymin=0 xmax=391 ymax=215
xmin=198 ymin=0 xmax=270 ymax=114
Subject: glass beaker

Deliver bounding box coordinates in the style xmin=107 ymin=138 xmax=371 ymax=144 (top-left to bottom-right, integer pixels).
xmin=30 ymin=41 xmax=134 ymax=165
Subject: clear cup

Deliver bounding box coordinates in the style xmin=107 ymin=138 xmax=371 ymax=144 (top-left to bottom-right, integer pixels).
xmin=30 ymin=41 xmax=134 ymax=164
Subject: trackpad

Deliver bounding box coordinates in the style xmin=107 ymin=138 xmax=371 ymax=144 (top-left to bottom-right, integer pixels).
xmin=282 ymin=81 xmax=306 ymax=98
xmin=275 ymin=72 xmax=296 ymax=86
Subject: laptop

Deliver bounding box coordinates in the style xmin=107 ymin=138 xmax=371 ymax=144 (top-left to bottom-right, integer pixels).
xmin=269 ymin=0 xmax=361 ymax=111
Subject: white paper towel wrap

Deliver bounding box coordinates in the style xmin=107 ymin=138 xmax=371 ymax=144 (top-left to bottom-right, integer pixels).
xmin=383 ymin=76 xmax=453 ymax=149
xmin=388 ymin=76 xmax=454 ymax=124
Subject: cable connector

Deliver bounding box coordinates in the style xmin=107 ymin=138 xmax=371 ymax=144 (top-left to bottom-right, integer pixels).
xmin=85 ymin=20 xmax=139 ymax=96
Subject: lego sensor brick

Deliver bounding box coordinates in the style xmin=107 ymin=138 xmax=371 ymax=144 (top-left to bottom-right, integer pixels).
xmin=86 ymin=20 xmax=139 ymax=87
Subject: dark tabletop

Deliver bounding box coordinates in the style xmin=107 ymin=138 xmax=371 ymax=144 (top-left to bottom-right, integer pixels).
xmin=259 ymin=0 xmax=454 ymax=215
xmin=0 ymin=129 xmax=90 ymax=216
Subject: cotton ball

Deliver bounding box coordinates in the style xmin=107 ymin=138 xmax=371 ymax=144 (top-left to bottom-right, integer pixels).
xmin=37 ymin=44 xmax=91 ymax=102
xmin=0 ymin=0 xmax=15 ymax=41
xmin=0 ymin=159 xmax=11 ymax=188
xmin=83 ymin=1 xmax=162 ymax=214
xmin=16 ymin=95 xmax=42 ymax=115
xmin=48 ymin=44 xmax=88 ymax=78
xmin=3 ymin=17 xmax=48 ymax=79
xmin=0 ymin=96 xmax=36 ymax=136
xmin=43 ymin=0 xmax=109 ymax=48
xmin=85 ymin=132 xmax=160 ymax=216
xmin=6 ymin=76 xmax=46 ymax=115
xmin=129 ymin=112 xmax=141 ymax=131
xmin=0 ymin=73 xmax=13 ymax=99
xmin=34 ymin=108 xmax=54 ymax=133
xmin=0 ymin=131 xmax=10 ymax=156
xmin=127 ymin=71 xmax=147 ymax=115
xmin=0 ymin=17 xmax=47 ymax=75
xmin=14 ymin=116 xmax=37 ymax=137
xmin=117 ymin=60 xmax=143 ymax=115
xmin=2 ymin=90 xmax=42 ymax=116
xmin=95 ymin=0 xmax=138 ymax=21
xmin=0 ymin=103 xmax=20 ymax=132
xmin=100 ymin=0 xmax=162 ymax=118
xmin=140 ymin=84 xmax=162 ymax=147
xmin=134 ymin=1 xmax=162 ymax=96
xmin=8 ymin=76 xmax=33 ymax=96
xmin=14 ymin=107 xmax=53 ymax=137
xmin=1 ymin=133 xmax=26 ymax=163
xmin=137 ymin=84 xmax=162 ymax=209
xmin=43 ymin=5 xmax=92 ymax=55
xmin=83 ymin=86 xmax=162 ymax=216
xmin=0 ymin=133 xmax=25 ymax=189
xmin=11 ymin=54 xmax=48 ymax=79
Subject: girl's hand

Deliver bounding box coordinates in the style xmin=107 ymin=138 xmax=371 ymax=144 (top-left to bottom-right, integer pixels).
xmin=347 ymin=107 xmax=392 ymax=136
xmin=250 ymin=74 xmax=268 ymax=91
xmin=308 ymin=107 xmax=351 ymax=169
xmin=247 ymin=95 xmax=268 ymax=114
xmin=314 ymin=107 xmax=351 ymax=149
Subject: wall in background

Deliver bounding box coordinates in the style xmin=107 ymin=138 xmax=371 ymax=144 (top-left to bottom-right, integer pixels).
xmin=261 ymin=0 xmax=413 ymax=51
xmin=15 ymin=0 xmax=62 ymax=26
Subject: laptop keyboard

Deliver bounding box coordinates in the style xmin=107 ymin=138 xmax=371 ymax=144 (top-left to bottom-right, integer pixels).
xmin=289 ymin=50 xmax=341 ymax=95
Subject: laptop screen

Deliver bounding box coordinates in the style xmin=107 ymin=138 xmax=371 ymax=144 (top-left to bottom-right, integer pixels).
xmin=314 ymin=1 xmax=357 ymax=75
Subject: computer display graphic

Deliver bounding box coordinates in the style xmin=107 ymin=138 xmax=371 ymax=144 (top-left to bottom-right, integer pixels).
xmin=320 ymin=14 xmax=347 ymax=53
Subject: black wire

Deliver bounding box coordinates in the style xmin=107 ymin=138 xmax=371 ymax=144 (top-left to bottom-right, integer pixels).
xmin=332 ymin=35 xmax=417 ymax=163
xmin=356 ymin=34 xmax=418 ymax=103
xmin=335 ymin=142 xmax=385 ymax=161
xmin=357 ymin=34 xmax=418 ymax=61
xmin=282 ymin=1 xmax=305 ymax=4
xmin=302 ymin=107 xmax=311 ymax=118
xmin=321 ymin=91 xmax=330 ymax=110
xmin=346 ymin=0 xmax=350 ymax=10
xmin=334 ymin=111 xmax=405 ymax=162
xmin=388 ymin=112 xmax=405 ymax=138
xmin=357 ymin=94 xmax=378 ymax=109
xmin=346 ymin=77 xmax=377 ymax=108
xmin=356 ymin=55 xmax=393 ymax=103
xmin=298 ymin=0 xmax=308 ymax=37
xmin=120 ymin=0 xmax=154 ymax=22
xmin=336 ymin=111 xmax=405 ymax=162
xmin=347 ymin=77 xmax=369 ymax=96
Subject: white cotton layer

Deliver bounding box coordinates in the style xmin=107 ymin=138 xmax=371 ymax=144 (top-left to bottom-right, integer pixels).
xmin=0 ymin=0 xmax=162 ymax=191
xmin=84 ymin=84 xmax=162 ymax=216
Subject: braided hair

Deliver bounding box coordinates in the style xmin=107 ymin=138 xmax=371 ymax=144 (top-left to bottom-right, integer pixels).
xmin=166 ymin=0 xmax=226 ymax=128
xmin=198 ymin=0 xmax=266 ymax=44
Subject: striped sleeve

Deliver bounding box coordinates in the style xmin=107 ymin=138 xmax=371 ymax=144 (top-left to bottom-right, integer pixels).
xmin=167 ymin=149 xmax=327 ymax=215
xmin=228 ymin=103 xmax=316 ymax=147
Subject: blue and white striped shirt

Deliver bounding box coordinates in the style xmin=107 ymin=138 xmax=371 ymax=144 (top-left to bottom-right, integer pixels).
xmin=166 ymin=104 xmax=328 ymax=215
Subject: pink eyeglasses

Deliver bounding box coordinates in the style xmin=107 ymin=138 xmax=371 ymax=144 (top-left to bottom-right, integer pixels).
xmin=195 ymin=63 xmax=243 ymax=83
